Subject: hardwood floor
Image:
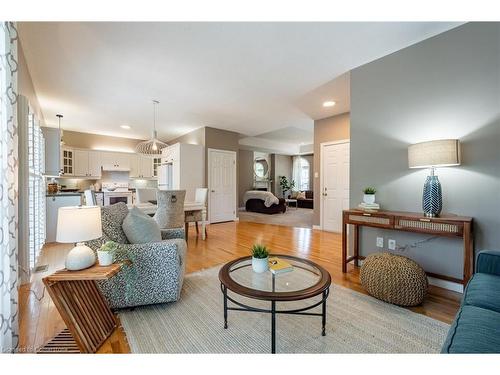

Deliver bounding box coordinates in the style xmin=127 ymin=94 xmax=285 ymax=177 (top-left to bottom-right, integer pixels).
xmin=18 ymin=221 xmax=461 ymax=354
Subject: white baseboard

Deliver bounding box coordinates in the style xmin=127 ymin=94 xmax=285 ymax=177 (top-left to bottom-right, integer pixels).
xmin=234 ymin=216 xmax=239 ymax=222
xmin=312 ymin=225 xmax=322 ymax=230
xmin=428 ymin=276 xmax=464 ymax=293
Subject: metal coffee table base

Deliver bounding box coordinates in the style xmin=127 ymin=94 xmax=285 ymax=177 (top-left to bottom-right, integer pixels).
xmin=221 ymin=284 xmax=330 ymax=354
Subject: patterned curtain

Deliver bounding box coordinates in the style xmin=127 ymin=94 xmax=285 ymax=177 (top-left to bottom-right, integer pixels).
xmin=0 ymin=21 xmax=19 ymax=353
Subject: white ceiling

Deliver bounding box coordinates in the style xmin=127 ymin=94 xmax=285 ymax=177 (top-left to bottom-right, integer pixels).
xmin=18 ymin=22 xmax=460 ymax=142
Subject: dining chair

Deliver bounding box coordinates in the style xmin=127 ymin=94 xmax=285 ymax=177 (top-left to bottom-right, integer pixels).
xmin=185 ymin=187 xmax=208 ymax=239
xmin=153 ymin=190 xmax=186 ymax=235
xmin=136 ymin=188 xmax=157 ymax=204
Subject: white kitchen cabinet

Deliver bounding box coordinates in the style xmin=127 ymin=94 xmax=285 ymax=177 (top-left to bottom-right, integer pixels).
xmin=61 ymin=147 xmax=74 ymax=176
xmin=101 ymin=151 xmax=131 ymax=170
xmin=130 ymin=155 xmax=155 ymax=178
xmin=88 ymin=151 xmax=102 ymax=177
xmin=45 ymin=194 xmax=82 ymax=242
xmin=158 ymin=143 xmax=204 ymax=201
xmin=73 ymin=149 xmax=102 ymax=178
xmin=129 ymin=154 xmax=139 ymax=177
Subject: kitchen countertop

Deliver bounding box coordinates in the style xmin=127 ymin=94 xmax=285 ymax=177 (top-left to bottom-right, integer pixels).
xmin=46 ymin=192 xmax=83 ymax=197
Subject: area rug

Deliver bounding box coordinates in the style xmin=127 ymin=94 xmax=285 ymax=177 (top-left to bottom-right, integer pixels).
xmin=119 ymin=266 xmax=449 ymax=353
xmin=238 ymin=207 xmax=313 ymax=229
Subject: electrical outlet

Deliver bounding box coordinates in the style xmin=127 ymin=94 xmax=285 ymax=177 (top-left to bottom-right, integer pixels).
xmin=388 ymin=239 xmax=396 ymax=250
xmin=376 ymin=237 xmax=384 ymax=248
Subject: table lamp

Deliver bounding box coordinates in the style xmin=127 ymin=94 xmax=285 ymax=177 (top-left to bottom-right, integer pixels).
xmin=56 ymin=206 xmax=102 ymax=270
xmin=408 ymin=139 xmax=461 ymax=217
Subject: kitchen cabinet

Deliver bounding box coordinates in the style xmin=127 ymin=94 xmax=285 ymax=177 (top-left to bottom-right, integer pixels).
xmin=42 ymin=127 xmax=61 ymax=176
xmin=130 ymin=154 xmax=155 ymax=178
xmin=61 ymin=147 xmax=74 ymax=176
xmin=46 ymin=194 xmax=82 ymax=242
xmin=101 ymin=151 xmax=131 ymax=170
xmin=73 ymin=150 xmax=102 ymax=178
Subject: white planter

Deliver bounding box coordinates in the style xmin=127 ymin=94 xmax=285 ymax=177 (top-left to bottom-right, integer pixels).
xmin=363 ymin=194 xmax=376 ymax=204
xmin=252 ymin=257 xmax=269 ymax=273
xmin=97 ymin=251 xmax=113 ymax=266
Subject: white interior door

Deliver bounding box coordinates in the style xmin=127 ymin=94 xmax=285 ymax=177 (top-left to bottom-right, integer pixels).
xmin=208 ymin=149 xmax=236 ymax=223
xmin=321 ymin=141 xmax=350 ymax=232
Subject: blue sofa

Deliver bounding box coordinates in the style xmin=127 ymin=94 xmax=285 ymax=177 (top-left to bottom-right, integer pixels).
xmin=442 ymin=250 xmax=500 ymax=353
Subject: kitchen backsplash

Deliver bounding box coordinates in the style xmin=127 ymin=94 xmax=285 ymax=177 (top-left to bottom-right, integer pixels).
xmin=47 ymin=176 xmax=158 ymax=191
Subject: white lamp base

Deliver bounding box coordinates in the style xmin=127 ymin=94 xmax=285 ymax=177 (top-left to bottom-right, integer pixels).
xmin=65 ymin=242 xmax=96 ymax=271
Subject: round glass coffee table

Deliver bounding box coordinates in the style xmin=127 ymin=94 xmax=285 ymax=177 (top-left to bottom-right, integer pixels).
xmin=218 ymin=255 xmax=331 ymax=353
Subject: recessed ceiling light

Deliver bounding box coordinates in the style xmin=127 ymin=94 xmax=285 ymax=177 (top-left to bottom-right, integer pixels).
xmin=120 ymin=125 xmax=131 ymax=129
xmin=323 ymin=101 xmax=336 ymax=107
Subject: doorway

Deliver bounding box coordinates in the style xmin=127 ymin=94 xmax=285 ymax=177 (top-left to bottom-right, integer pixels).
xmin=208 ymin=148 xmax=237 ymax=223
xmin=320 ymin=140 xmax=350 ymax=232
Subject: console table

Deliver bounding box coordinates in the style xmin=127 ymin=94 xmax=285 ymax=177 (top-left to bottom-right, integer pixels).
xmin=342 ymin=209 xmax=473 ymax=285
xmin=38 ymin=263 xmax=121 ymax=353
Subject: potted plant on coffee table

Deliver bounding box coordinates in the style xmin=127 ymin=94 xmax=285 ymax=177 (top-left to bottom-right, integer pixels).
xmin=251 ymin=244 xmax=269 ymax=273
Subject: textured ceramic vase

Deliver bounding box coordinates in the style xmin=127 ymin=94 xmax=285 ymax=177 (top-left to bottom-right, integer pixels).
xmin=97 ymin=251 xmax=113 ymax=266
xmin=252 ymin=257 xmax=269 ymax=273
xmin=65 ymin=243 xmax=96 ymax=270
xmin=363 ymin=194 xmax=376 ymax=204
xmin=422 ymin=175 xmax=442 ymax=217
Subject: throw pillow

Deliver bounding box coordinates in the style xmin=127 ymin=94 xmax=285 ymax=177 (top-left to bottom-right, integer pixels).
xmin=122 ymin=206 xmax=162 ymax=244
xmin=297 ymin=191 xmax=306 ymax=200
xmin=290 ymin=190 xmax=299 ymax=199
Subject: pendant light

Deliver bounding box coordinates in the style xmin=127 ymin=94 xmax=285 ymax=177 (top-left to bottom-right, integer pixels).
xmin=135 ymin=100 xmax=168 ymax=155
xmin=56 ymin=114 xmax=64 ymax=145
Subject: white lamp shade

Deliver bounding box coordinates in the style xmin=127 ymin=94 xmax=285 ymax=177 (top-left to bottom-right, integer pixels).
xmin=408 ymin=139 xmax=461 ymax=169
xmin=56 ymin=206 xmax=102 ymax=243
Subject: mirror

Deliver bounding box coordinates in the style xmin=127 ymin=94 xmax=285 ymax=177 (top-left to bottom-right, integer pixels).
xmin=254 ymin=158 xmax=269 ymax=178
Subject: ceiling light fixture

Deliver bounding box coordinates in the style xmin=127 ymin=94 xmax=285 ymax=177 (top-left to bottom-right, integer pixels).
xmin=323 ymin=101 xmax=336 ymax=107
xmin=120 ymin=125 xmax=131 ymax=130
xmin=56 ymin=113 xmax=64 ymax=145
xmin=135 ymin=100 xmax=168 ymax=155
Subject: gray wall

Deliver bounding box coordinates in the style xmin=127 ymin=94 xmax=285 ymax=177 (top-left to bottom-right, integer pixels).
xmin=313 ymin=113 xmax=350 ymax=225
xmin=350 ymin=23 xmax=500 ymax=280
xmin=238 ymin=149 xmax=255 ymax=206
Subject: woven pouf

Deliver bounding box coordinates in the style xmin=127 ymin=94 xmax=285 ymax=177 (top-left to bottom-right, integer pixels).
xmin=360 ymin=252 xmax=428 ymax=306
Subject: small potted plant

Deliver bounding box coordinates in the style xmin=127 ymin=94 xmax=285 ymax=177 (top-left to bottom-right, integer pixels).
xmin=97 ymin=241 xmax=117 ymax=266
xmin=251 ymin=244 xmax=269 ymax=273
xmin=363 ymin=187 xmax=377 ymax=204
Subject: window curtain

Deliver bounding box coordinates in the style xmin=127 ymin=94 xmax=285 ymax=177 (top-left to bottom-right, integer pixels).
xmin=0 ymin=22 xmax=19 ymax=353
xmin=292 ymin=155 xmax=302 ymax=192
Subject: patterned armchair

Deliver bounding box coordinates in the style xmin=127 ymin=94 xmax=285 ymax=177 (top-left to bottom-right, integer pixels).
xmin=86 ymin=203 xmax=187 ymax=309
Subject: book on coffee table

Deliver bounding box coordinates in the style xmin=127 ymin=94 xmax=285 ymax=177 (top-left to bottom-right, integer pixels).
xmin=268 ymin=257 xmax=294 ymax=275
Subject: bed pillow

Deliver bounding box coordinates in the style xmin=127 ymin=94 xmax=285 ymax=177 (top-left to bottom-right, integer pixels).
xmin=122 ymin=206 xmax=162 ymax=244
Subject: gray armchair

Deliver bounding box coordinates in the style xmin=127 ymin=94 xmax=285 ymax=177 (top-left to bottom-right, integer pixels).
xmin=86 ymin=202 xmax=186 ymax=309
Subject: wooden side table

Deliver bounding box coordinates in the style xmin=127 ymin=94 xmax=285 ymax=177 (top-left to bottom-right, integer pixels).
xmin=342 ymin=209 xmax=474 ymax=285
xmin=38 ymin=263 xmax=121 ymax=353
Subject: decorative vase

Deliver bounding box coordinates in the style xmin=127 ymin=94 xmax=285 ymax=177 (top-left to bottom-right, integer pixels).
xmin=97 ymin=250 xmax=114 ymax=266
xmin=363 ymin=194 xmax=376 ymax=204
xmin=65 ymin=243 xmax=96 ymax=270
xmin=252 ymin=257 xmax=269 ymax=273
xmin=422 ymin=174 xmax=442 ymax=217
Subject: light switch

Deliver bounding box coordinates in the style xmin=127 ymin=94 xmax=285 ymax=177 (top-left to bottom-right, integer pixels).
xmin=314 ymin=172 xmax=319 ymax=178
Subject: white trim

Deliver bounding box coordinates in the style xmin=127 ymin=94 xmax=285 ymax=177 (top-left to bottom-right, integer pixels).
xmin=312 ymin=225 xmax=322 ymax=230
xmin=428 ymin=276 xmax=464 ymax=293
xmin=207 ymin=148 xmax=237 ymax=223
xmin=319 ymin=139 xmax=350 ymax=231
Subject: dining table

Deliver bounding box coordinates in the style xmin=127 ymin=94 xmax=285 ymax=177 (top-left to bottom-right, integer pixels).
xmin=128 ymin=201 xmax=207 ymax=240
